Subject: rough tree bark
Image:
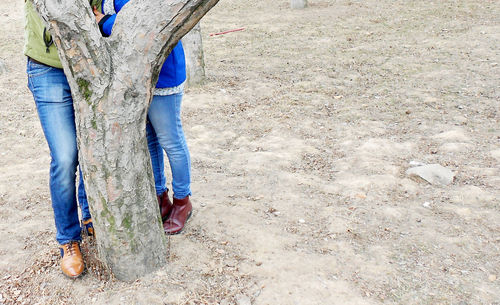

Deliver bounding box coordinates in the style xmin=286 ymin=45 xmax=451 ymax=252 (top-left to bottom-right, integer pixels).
xmin=182 ymin=22 xmax=206 ymax=86
xmin=31 ymin=0 xmax=219 ymax=281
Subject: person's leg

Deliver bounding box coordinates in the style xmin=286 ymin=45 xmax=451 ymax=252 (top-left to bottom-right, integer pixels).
xmin=147 ymin=93 xmax=191 ymax=199
xmin=146 ymin=120 xmax=172 ymax=220
xmin=27 ymin=58 xmax=84 ymax=278
xmin=148 ymin=93 xmax=192 ymax=234
xmin=27 ymin=59 xmax=82 ymax=245
xmin=77 ymin=169 xmax=91 ymax=220
xmin=146 ymin=121 xmax=167 ymax=196
xmin=77 ymin=169 xmax=94 ymax=236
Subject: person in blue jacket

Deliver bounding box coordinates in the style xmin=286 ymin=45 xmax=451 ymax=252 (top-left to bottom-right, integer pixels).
xmin=93 ymin=0 xmax=193 ymax=234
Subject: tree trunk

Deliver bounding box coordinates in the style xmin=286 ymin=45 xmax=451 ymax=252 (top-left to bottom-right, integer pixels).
xmin=31 ymin=0 xmax=219 ymax=281
xmin=291 ymin=0 xmax=308 ymax=9
xmin=182 ymin=22 xmax=206 ymax=86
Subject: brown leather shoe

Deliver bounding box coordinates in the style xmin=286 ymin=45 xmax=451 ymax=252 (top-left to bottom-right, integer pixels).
xmin=163 ymin=196 xmax=192 ymax=235
xmin=60 ymin=241 xmax=84 ymax=279
xmin=157 ymin=190 xmax=173 ymax=221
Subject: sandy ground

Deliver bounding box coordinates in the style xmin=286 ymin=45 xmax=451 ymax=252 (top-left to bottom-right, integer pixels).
xmin=0 ymin=0 xmax=499 ymax=304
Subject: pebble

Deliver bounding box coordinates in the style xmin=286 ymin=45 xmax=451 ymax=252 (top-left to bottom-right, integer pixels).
xmin=0 ymin=59 xmax=8 ymax=74
xmin=453 ymin=115 xmax=468 ymax=125
xmin=488 ymin=274 xmax=497 ymax=282
xmin=235 ymin=294 xmax=252 ymax=305
xmin=355 ymin=193 xmax=367 ymax=199
xmin=409 ymin=160 xmax=426 ymax=167
xmin=299 ymin=219 xmax=305 ymax=224
xmin=423 ymin=202 xmax=431 ymax=208
xmin=406 ymin=164 xmax=455 ymax=185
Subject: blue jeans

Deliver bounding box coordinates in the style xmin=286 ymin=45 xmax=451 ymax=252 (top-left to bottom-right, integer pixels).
xmin=27 ymin=58 xmax=91 ymax=245
xmin=147 ymin=93 xmax=191 ymax=199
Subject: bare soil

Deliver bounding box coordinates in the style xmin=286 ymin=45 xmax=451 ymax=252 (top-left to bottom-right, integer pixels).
xmin=0 ymin=0 xmax=499 ymax=304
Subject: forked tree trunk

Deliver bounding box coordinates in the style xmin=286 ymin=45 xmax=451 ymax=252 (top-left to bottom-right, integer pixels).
xmin=182 ymin=22 xmax=206 ymax=86
xmin=31 ymin=0 xmax=219 ymax=281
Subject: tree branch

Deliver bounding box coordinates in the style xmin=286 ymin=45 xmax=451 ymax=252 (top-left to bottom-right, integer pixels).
xmin=31 ymin=0 xmax=112 ymax=103
xmin=28 ymin=0 xmax=220 ymax=281
xmin=109 ymin=0 xmax=219 ymax=85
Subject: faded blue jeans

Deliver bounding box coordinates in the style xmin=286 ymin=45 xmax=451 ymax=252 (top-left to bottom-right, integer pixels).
xmin=27 ymin=58 xmax=91 ymax=245
xmin=146 ymin=93 xmax=191 ymax=199
xmin=27 ymin=59 xmax=190 ymax=245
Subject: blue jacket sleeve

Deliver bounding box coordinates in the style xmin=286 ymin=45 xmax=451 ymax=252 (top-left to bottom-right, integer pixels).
xmin=99 ymin=14 xmax=117 ymax=37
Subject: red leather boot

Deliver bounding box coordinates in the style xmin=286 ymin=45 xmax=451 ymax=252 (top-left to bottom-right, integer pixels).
xmin=157 ymin=190 xmax=173 ymax=221
xmin=163 ymin=196 xmax=192 ymax=235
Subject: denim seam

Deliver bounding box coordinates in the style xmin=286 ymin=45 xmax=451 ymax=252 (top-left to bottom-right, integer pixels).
xmin=173 ymin=94 xmax=191 ymax=198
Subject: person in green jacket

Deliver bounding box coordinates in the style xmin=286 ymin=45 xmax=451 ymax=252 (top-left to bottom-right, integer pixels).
xmin=25 ymin=0 xmax=181 ymax=278
xmin=24 ymin=0 xmax=94 ymax=278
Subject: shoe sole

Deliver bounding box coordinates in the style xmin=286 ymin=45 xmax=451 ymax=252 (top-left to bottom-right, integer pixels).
xmin=62 ymin=268 xmax=85 ymax=279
